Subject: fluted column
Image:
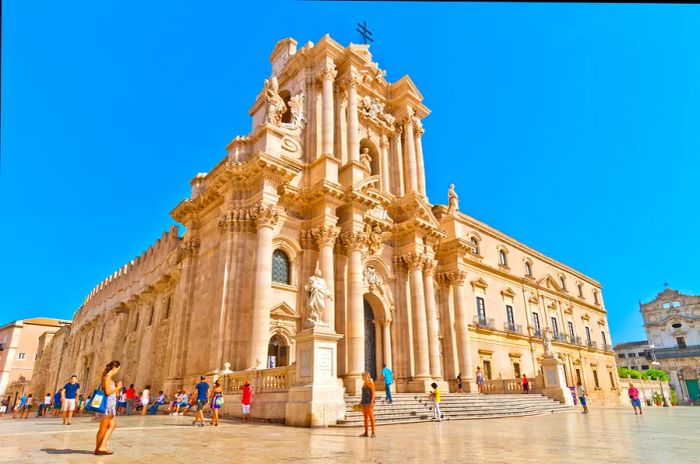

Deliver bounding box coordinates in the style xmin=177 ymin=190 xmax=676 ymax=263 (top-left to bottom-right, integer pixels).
xmin=320 ymin=64 xmax=337 ymax=156
xmin=423 ymin=258 xmax=442 ymax=379
xmin=382 ymin=320 xmax=393 ymax=369
xmin=393 ymin=129 xmax=405 ymax=196
xmin=449 ymin=271 xmax=474 ymax=381
xmin=341 ymin=231 xmax=367 ymax=377
xmin=311 ymin=225 xmax=340 ymax=329
xmin=374 ymin=320 xmax=383 ymax=375
xmin=405 ymin=252 xmax=430 ymax=379
xmin=248 ymin=206 xmax=279 ymax=369
xmin=414 ymin=120 xmax=426 ymax=196
xmin=345 ymin=74 xmax=360 ymax=162
xmin=403 ymin=111 xmax=418 ymax=193
xmin=380 ymin=135 xmax=390 ymax=191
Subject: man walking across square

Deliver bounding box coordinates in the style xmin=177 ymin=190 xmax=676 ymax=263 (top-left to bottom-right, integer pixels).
xmin=61 ymin=375 xmax=81 ymax=425
xmin=125 ymin=384 xmax=136 ymax=415
xmin=193 ymin=377 xmax=209 ymax=426
xmin=381 ymin=364 xmax=393 ymax=404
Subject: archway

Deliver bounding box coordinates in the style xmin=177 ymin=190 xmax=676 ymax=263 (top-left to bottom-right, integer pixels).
xmin=363 ymin=298 xmax=377 ymax=380
xmin=267 ymin=334 xmax=289 ymax=368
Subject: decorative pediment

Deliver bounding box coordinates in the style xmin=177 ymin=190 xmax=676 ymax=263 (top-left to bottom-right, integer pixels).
xmin=597 ymin=318 xmax=606 ymax=326
xmin=501 ymin=287 xmax=517 ymax=299
xmin=270 ymin=302 xmax=300 ymax=320
xmin=471 ymin=278 xmax=488 ymax=290
xmin=543 ymin=274 xmax=563 ymax=292
xmin=528 ymin=293 xmax=539 ymax=305
xmin=564 ymin=305 xmax=573 ymax=314
xmin=581 ymin=313 xmax=591 ymax=321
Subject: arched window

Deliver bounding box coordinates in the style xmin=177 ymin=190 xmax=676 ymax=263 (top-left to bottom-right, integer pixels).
xmin=271 ymin=249 xmax=290 ymax=285
xmin=470 ymin=237 xmax=480 ymax=255
xmin=525 ymin=261 xmax=533 ymax=277
xmin=267 ymin=334 xmax=289 ymax=368
xmin=499 ymin=250 xmax=508 ymax=266
xmin=559 ymin=276 xmax=566 ymax=291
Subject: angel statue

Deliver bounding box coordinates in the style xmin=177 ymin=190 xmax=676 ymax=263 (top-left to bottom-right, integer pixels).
xmin=264 ymin=77 xmax=287 ymax=125
xmin=447 ymin=183 xmax=459 ymax=214
xmin=305 ymin=265 xmax=333 ymax=324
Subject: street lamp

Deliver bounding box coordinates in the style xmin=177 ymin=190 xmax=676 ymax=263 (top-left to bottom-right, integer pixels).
xmin=649 ymin=344 xmax=669 ymax=407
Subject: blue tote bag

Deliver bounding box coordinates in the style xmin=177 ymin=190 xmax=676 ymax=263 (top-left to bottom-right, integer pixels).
xmin=85 ymin=388 xmax=107 ymax=414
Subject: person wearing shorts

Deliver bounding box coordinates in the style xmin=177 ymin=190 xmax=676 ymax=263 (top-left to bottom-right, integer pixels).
xmin=53 ymin=390 xmax=62 ymax=417
xmin=61 ymin=374 xmax=81 ymax=425
xmin=577 ymin=381 xmax=589 ymax=414
xmin=193 ymin=376 xmax=209 ymax=427
xmin=240 ymin=380 xmax=252 ymax=422
xmin=628 ymin=382 xmax=643 ymax=415
xmin=21 ymin=394 xmax=34 ymax=419
xmin=0 ymin=399 xmax=7 ymax=416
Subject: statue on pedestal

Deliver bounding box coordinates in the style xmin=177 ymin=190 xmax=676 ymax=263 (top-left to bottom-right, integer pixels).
xmin=305 ymin=266 xmax=333 ymax=325
xmin=264 ymin=77 xmax=287 ymax=125
xmin=360 ymin=147 xmax=372 ymax=172
xmin=543 ymin=327 xmax=554 ymax=357
xmin=447 ymin=184 xmax=459 ymax=214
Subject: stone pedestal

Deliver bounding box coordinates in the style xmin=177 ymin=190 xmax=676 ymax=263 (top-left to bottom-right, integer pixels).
xmin=285 ymin=323 xmax=346 ymax=427
xmin=541 ymin=355 xmax=574 ymax=406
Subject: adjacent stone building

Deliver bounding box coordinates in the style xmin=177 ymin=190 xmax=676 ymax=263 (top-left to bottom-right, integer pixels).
xmin=31 ymin=35 xmax=620 ymax=406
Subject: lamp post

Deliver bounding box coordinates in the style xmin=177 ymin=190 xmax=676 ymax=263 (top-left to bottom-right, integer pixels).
xmin=649 ymin=344 xmax=669 ymax=407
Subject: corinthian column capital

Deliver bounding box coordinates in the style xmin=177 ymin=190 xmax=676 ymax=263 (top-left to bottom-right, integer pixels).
xmin=317 ymin=64 xmax=338 ymax=82
xmin=250 ymin=204 xmax=280 ymax=229
xmin=311 ymin=225 xmax=340 ymax=248
xmin=403 ymin=251 xmax=426 ymax=271
xmin=339 ymin=230 xmax=368 ymax=251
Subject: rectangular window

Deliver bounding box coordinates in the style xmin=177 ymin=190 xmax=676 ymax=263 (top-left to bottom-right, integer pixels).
xmin=551 ymin=317 xmax=559 ymax=335
xmin=609 ymin=370 xmax=615 ymax=388
xmin=506 ymin=305 xmax=515 ymax=328
xmin=618 ymin=353 xmax=626 ymax=359
xmin=533 ymin=313 xmax=541 ymax=335
xmin=628 ymin=352 xmax=636 ymax=358
xmin=585 ymin=326 xmax=592 ymax=344
xmin=677 ymin=337 xmax=687 ymax=349
xmin=568 ymin=321 xmax=576 ymax=342
xmin=575 ymin=369 xmax=581 ymax=384
xmin=641 ymin=365 xmax=649 ymax=370
xmin=592 ymin=369 xmax=600 ymax=388
xmin=513 ymin=362 xmax=521 ymax=378
xmin=476 ymin=297 xmax=486 ymax=321
xmin=601 ymin=331 xmax=607 ymax=347
xmin=17 ymin=352 xmax=26 ymax=360
xmin=483 ymin=360 xmax=492 ymax=380
xmin=638 ymin=352 xmax=646 ymax=357
xmin=630 ymin=365 xmax=638 ymax=370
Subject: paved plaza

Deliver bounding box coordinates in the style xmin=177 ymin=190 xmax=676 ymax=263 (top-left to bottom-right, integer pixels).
xmin=0 ymin=407 xmax=698 ymax=463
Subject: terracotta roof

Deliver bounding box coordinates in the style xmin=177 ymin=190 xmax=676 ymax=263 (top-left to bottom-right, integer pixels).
xmin=23 ymin=317 xmax=71 ymax=327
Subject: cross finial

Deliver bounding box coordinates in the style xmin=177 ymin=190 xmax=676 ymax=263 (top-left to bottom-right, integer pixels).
xmin=663 ymin=282 xmax=669 ymax=288
xmin=357 ymin=21 xmax=374 ymax=45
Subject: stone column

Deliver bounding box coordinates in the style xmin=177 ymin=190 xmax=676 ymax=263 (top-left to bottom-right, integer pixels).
xmin=382 ymin=320 xmax=393 ymax=369
xmin=423 ymin=258 xmax=442 ymax=379
xmin=341 ymin=231 xmax=367 ymax=385
xmin=380 ymin=135 xmax=390 ymax=191
xmin=414 ymin=120 xmax=426 ymax=196
xmin=311 ymin=225 xmax=340 ymax=329
xmin=374 ymin=321 xmax=383 ymax=375
xmin=405 ymin=252 xmax=430 ymax=379
xmin=248 ymin=206 xmax=279 ymax=369
xmin=320 ymin=64 xmax=337 ymax=157
xmin=345 ymin=75 xmax=360 ymax=162
xmin=402 ymin=113 xmax=418 ymax=193
xmin=450 ymin=271 xmax=475 ymax=383
xmin=393 ymin=129 xmax=404 ymax=196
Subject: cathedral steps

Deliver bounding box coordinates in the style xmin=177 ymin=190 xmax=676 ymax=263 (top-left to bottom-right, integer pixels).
xmin=335 ymin=393 xmax=576 ymax=426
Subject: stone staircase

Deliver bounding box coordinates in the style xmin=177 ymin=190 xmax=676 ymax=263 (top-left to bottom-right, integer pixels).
xmin=335 ymin=393 xmax=576 ymax=426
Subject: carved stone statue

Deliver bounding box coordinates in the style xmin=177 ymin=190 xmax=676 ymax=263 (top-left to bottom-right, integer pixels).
xmin=283 ymin=93 xmax=306 ymax=129
xmin=305 ymin=266 xmax=333 ymax=324
xmin=543 ymin=327 xmax=554 ymax=356
xmin=264 ymin=77 xmax=286 ymax=125
xmin=360 ymin=147 xmax=372 ymax=171
xmin=363 ymin=265 xmax=384 ymax=295
xmin=364 ymin=223 xmax=390 ymax=256
xmin=447 ymin=183 xmax=459 ymax=214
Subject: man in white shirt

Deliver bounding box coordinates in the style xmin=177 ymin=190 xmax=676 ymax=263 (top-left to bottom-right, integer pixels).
xmin=576 ymin=381 xmax=589 ymax=414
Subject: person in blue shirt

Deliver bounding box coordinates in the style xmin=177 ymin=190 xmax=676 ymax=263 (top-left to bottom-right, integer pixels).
xmin=53 ymin=390 xmax=62 ymax=417
xmin=381 ymin=364 xmax=393 ymax=404
xmin=61 ymin=375 xmax=81 ymax=425
xmin=193 ymin=376 xmax=209 ymax=427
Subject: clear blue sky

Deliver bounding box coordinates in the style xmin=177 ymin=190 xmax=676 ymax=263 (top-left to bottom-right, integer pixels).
xmin=2 ymin=2 xmax=698 ymax=344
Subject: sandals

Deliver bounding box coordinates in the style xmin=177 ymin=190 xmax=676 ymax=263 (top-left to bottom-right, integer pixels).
xmin=94 ymin=450 xmax=114 ymax=455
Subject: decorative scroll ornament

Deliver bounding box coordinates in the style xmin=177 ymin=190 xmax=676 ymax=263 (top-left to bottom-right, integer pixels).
xmin=358 ymin=96 xmax=395 ymax=130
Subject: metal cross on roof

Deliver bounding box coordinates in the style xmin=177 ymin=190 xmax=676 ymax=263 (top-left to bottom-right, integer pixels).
xmin=357 ymin=21 xmax=374 ymax=45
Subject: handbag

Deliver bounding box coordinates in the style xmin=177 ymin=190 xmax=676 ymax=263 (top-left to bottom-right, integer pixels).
xmin=85 ymin=389 xmax=107 ymax=414
xmin=214 ymin=396 xmax=224 ymax=407
xmin=351 ymin=403 xmax=362 ymax=412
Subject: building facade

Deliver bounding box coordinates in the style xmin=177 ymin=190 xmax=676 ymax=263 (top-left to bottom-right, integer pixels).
xmin=615 ymin=341 xmax=652 ymax=371
xmin=31 ymin=35 xmax=619 ymax=404
xmin=0 ymin=318 xmax=70 ymax=404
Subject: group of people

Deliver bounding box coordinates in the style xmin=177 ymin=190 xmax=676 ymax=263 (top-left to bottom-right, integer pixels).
xmin=5 ymin=374 xmax=85 ymax=423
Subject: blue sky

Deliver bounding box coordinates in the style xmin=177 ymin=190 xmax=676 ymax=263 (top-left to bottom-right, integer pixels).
xmin=2 ymin=2 xmax=698 ymax=344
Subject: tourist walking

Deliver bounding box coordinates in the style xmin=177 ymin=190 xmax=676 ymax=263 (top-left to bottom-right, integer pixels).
xmin=125 ymin=384 xmax=136 ymax=415
xmin=21 ymin=394 xmax=34 ymax=418
xmin=140 ymin=385 xmax=151 ymax=416
xmin=61 ymin=374 xmax=81 ymax=425
xmin=53 ymin=390 xmax=62 ymax=417
xmin=522 ymin=374 xmax=530 ymax=394
xmin=94 ymin=360 xmax=122 ymax=456
xmin=0 ymin=399 xmax=7 ymax=416
xmin=628 ymin=382 xmax=643 ymax=415
xmin=193 ymin=376 xmax=209 ymax=426
xmin=12 ymin=398 xmax=22 ymax=419
xmin=240 ymin=379 xmax=253 ymax=422
xmin=381 ymin=364 xmax=393 ymax=404
xmin=576 ymin=381 xmax=589 ymax=414
xmin=209 ymin=379 xmax=223 ymax=426
xmin=430 ymin=382 xmax=442 ymax=422
xmin=456 ymin=372 xmax=464 ymax=393
xmin=38 ymin=392 xmax=51 ymax=417
xmin=359 ymin=372 xmax=376 ymax=438
xmin=476 ymin=367 xmax=485 ymax=394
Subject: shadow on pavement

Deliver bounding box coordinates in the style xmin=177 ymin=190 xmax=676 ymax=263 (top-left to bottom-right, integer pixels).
xmin=42 ymin=448 xmax=95 ymax=455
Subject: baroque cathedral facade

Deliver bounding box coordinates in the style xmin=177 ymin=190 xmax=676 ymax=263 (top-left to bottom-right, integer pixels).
xmin=31 ymin=36 xmax=619 ymax=403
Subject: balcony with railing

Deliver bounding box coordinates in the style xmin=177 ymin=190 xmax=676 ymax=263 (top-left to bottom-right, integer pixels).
xmin=587 ymin=340 xmax=597 ymax=349
xmin=603 ymin=343 xmax=614 ymax=352
xmin=553 ymin=332 xmax=568 ymax=343
xmin=503 ymin=322 xmax=523 ymax=335
xmin=474 ymin=316 xmax=495 ymax=330
xmin=531 ymin=327 xmax=542 ymax=338
xmin=571 ymin=336 xmax=582 ymax=346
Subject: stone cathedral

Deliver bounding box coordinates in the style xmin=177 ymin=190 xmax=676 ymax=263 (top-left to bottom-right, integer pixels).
xmin=31 ymin=36 xmax=620 ymax=406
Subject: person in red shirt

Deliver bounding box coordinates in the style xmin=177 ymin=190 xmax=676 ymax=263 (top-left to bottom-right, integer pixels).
xmin=522 ymin=374 xmax=530 ymax=394
xmin=125 ymin=385 xmax=136 ymax=416
xmin=240 ymin=380 xmax=253 ymax=422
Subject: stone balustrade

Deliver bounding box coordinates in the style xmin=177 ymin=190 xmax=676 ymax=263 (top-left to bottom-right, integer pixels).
xmin=221 ymin=365 xmax=296 ymax=394
xmin=482 ymin=375 xmax=543 ymax=394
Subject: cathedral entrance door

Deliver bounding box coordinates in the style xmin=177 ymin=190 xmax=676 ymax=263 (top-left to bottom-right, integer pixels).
xmin=686 ymin=379 xmax=699 ymax=403
xmin=363 ymin=299 xmax=377 ymax=381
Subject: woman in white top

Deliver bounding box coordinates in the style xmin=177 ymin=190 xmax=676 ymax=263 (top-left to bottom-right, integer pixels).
xmin=140 ymin=385 xmax=151 ymax=416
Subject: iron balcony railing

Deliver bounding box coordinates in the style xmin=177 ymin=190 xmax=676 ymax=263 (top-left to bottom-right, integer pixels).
xmin=503 ymin=322 xmax=523 ymax=334
xmin=571 ymin=336 xmax=582 ymax=346
xmin=474 ymin=316 xmax=495 ymax=329
xmin=532 ymin=328 xmax=543 ymax=338
xmin=587 ymin=340 xmax=597 ymax=349
xmin=554 ymin=332 xmax=568 ymax=343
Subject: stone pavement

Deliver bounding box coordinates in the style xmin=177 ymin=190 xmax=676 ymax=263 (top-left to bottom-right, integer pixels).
xmin=0 ymin=407 xmax=697 ymax=464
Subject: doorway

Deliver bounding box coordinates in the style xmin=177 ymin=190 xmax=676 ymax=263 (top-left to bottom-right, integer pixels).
xmin=363 ymin=299 xmax=377 ymax=380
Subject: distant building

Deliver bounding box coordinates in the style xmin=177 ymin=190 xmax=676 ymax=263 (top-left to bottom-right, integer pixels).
xmin=0 ymin=318 xmax=71 ymax=405
xmin=614 ymin=340 xmax=652 ymax=371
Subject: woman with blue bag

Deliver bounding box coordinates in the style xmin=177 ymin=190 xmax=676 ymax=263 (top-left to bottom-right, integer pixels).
xmin=91 ymin=360 xmax=122 ymax=455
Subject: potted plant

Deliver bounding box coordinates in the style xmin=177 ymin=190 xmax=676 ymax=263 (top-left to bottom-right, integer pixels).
xmin=651 ymin=391 xmax=663 ymax=406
